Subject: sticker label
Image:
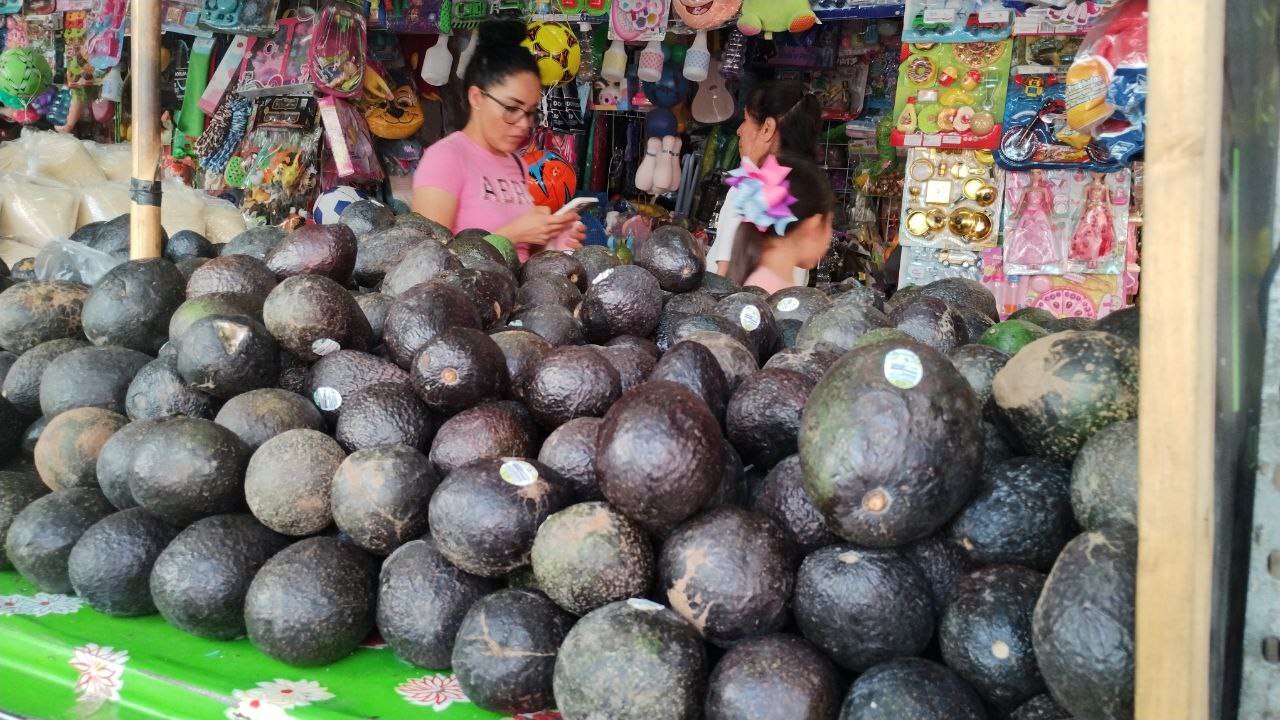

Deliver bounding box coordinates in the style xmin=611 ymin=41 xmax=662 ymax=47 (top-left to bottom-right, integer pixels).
xmin=509 ymin=319 xmax=524 ymax=327
xmin=883 ymin=349 xmax=924 ymax=389
xmin=627 ymin=598 xmax=664 ymax=611
xmin=777 ymin=297 xmax=800 ymax=313
xmin=739 ymin=305 xmax=761 ymax=332
xmin=499 ymin=460 xmax=540 ymax=487
xmin=922 ymin=7 xmax=956 ymax=23
xmin=593 ymin=268 xmax=615 ymax=285
xmin=311 ymin=338 xmax=340 ymax=357
xmin=978 ymin=7 xmax=1009 ymax=24
xmin=313 ymin=387 xmax=342 ymax=411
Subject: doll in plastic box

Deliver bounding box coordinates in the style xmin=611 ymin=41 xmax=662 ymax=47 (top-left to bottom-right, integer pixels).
xmin=1069 ymin=171 xmax=1116 ymax=268
xmin=1004 ymin=169 xmax=1061 ymax=270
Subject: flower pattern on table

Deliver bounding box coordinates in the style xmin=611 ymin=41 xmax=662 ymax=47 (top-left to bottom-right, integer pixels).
xmin=69 ymin=644 xmax=129 ymax=702
xmin=236 ymin=679 xmax=335 ymax=709
xmin=396 ymin=674 xmax=469 ymax=710
xmin=508 ymin=712 xmax=562 ymax=720
xmin=0 ymin=592 xmax=83 ymax=616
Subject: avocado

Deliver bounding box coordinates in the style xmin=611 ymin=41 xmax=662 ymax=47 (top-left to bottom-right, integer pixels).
xmin=382 ymin=281 xmax=482 ymax=369
xmin=39 ymin=345 xmax=152 ymax=417
xmin=980 ymin=319 xmax=1049 ymax=354
xmin=852 ymin=327 xmax=914 ymax=349
xmin=799 ymin=340 xmax=982 ymax=546
xmin=245 ymin=536 xmax=377 ymax=666
xmin=666 ymin=289 xmax=719 ymax=316
xmin=483 ymin=234 xmax=521 ymax=274
xmin=530 ymin=501 xmax=652 ymax=616
xmin=449 ymin=233 xmax=508 ymax=271
xmin=332 ymin=444 xmax=438 ymax=555
xmin=795 ymin=301 xmax=893 ymax=353
xmin=700 ymin=271 xmax=742 ymax=300
xmin=164 ymin=229 xmax=216 ymax=263
xmin=306 ymin=349 xmax=410 ymax=422
xmin=20 ymin=415 xmax=47 ymax=457
xmin=509 ymin=304 xmax=585 ymax=345
xmin=764 ymin=291 xmax=825 ymax=331
xmin=1011 ymin=695 xmax=1075 ymax=719
xmin=0 ymin=281 xmax=90 ymax=355
xmin=708 ymin=443 xmax=750 ymax=510
xmin=838 ymin=658 xmax=987 ymax=720
xmin=983 ymin=420 xmax=1014 ymax=471
xmin=903 ymin=534 xmax=975 ymax=616
xmin=244 ymin=429 xmax=345 ymax=536
xmin=918 ymin=277 xmax=1000 ymax=322
xmin=277 ymin=351 xmax=309 ymax=394
xmin=94 ymin=418 xmax=159 ymax=509
xmin=940 ymin=565 xmax=1047 ymax=710
xmin=409 ymin=326 xmax=508 ymax=415
xmin=378 ymin=537 xmax=501 ymax=667
xmin=0 ymin=469 xmax=49 ymax=569
xmin=606 ymin=334 xmax=661 ymax=359
xmin=536 ymin=417 xmax=603 ymax=501
xmin=428 ymin=400 xmax=536 ymax=475
xmin=949 ymin=344 xmax=1011 ymax=420
xmin=185 ymin=255 xmax=278 ymax=300
xmin=993 ymin=331 xmax=1138 ymax=462
xmin=378 ymin=238 xmax=465 ymax=297
xmin=634 ymin=225 xmax=705 ymax=292
xmin=67 ymin=507 xmax=181 ymax=616
xmin=518 ymin=274 xmax=583 ymax=312
xmin=176 ymin=314 xmax=281 ymax=399
xmin=883 ymin=283 xmax=926 ymax=315
xmin=580 ymin=265 xmax=663 ymax=342
xmin=451 ymin=588 xmax=576 ymax=714
xmin=69 ymin=221 xmax=106 ymax=246
xmin=168 ymin=292 xmax=264 ymax=342
xmin=794 ymin=544 xmax=934 ymax=671
xmin=947 ymin=457 xmax=1076 ymax=571
xmin=394 ymin=212 xmax=453 ymax=240
xmin=524 ymin=345 xmax=620 ymax=429
xmin=487 ymin=331 xmax=552 ymax=403
xmin=750 ymin=455 xmax=838 ymax=557
xmin=955 ymin=306 xmax=996 ymax=343
xmin=716 ymin=292 xmax=778 ymax=362
xmin=522 ymin=250 xmax=588 ymax=291
xmin=213 ymin=388 xmax=324 ymax=451
xmin=1071 ymin=419 xmax=1137 ymax=531
xmin=429 ymin=457 xmax=572 ymax=577
xmin=598 ymin=381 xmax=723 ymax=535
xmin=9 ymin=258 xmax=36 ymax=282
xmin=220 ymin=226 xmax=285 ymax=259
xmin=334 ymin=382 xmax=434 ymax=452
xmin=597 ymin=344 xmax=656 ymax=392
xmin=646 ymin=340 xmax=729 ymax=422
xmin=354 ymin=292 xmax=392 ymax=339
xmin=1094 ymin=306 xmax=1138 ymax=345
xmin=4 ymin=487 xmax=114 ymax=591
xmin=151 ymin=514 xmax=289 ymax=638
xmin=705 ymin=633 xmax=842 ymax=720
xmin=889 ymin=295 xmax=969 ymax=354
xmin=340 ymin=200 xmax=395 ymax=238
xmin=1009 ymin=306 xmax=1057 ymax=326
xmin=668 ymin=312 xmax=751 ymax=350
xmin=681 ymin=330 xmax=759 ymax=391
xmin=173 ymin=255 xmax=211 ymax=282
xmin=33 ymin=407 xmax=128 ymax=491
xmin=262 ymin=274 xmax=373 ymax=361
xmin=434 ymin=267 xmax=518 ymax=331
xmin=726 ymin=368 xmax=814 ymax=469
xmin=82 ymin=259 xmax=186 ymax=354
xmin=85 ymin=215 xmax=169 ymax=259
xmin=660 ymin=506 xmax=793 ymax=645
xmin=0 ymin=397 xmax=22 ymax=460
xmin=828 ymin=282 xmax=886 ymax=311
xmin=763 ymin=346 xmax=840 ymax=384
xmin=1046 ymin=316 xmax=1097 ymax=333
xmin=0 ymin=350 xmax=14 ymax=384
xmin=127 ymin=417 xmax=249 ymax=525
xmin=573 ymin=245 xmax=623 ymax=285
xmin=1033 ymin=528 xmax=1136 ymax=720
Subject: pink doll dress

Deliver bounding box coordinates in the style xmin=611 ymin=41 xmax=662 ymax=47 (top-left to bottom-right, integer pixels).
xmin=1005 ymin=185 xmax=1060 ymax=268
xmin=1069 ymin=184 xmax=1116 ymax=266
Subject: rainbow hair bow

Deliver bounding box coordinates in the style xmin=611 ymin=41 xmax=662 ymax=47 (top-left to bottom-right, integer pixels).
xmin=724 ymin=155 xmax=799 ymax=235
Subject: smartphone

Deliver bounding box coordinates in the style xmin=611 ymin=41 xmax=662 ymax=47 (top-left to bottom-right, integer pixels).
xmin=555 ymin=197 xmax=598 ymax=215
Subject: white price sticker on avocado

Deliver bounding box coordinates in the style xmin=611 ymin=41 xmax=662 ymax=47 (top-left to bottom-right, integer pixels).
xmin=627 ymin=598 xmax=664 ymax=611
xmin=499 ymin=460 xmax=540 ymax=487
xmin=311 ymin=338 xmax=340 ymax=356
xmin=739 ymin=305 xmax=761 ymax=332
xmin=313 ymin=387 xmax=342 ymax=411
xmin=777 ymin=297 xmax=800 ymax=313
xmin=593 ymin=268 xmax=615 ymax=285
xmin=883 ymin=349 xmax=924 ymax=389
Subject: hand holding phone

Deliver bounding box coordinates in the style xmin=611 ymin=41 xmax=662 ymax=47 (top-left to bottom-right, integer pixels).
xmin=555 ymin=197 xmax=598 ymax=215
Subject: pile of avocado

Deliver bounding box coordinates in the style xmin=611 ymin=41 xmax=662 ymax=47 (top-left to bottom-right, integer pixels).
xmin=0 ymin=204 xmax=1142 ymax=720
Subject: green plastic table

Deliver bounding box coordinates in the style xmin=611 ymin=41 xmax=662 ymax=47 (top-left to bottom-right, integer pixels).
xmin=0 ymin=572 xmax=550 ymax=720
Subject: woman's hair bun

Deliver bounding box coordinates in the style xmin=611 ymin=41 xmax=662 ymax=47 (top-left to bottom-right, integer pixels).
xmin=476 ymin=18 xmax=528 ymax=49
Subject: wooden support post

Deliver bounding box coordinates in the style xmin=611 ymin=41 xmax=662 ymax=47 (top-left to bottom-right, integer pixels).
xmin=1135 ymin=0 xmax=1223 ymax=717
xmin=128 ymin=0 xmax=164 ymax=260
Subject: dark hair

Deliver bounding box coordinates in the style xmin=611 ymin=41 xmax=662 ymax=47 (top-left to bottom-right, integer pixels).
xmin=727 ymin=154 xmax=835 ymax=286
xmin=744 ymin=82 xmax=822 ymax=157
xmin=463 ymin=19 xmax=540 ymax=91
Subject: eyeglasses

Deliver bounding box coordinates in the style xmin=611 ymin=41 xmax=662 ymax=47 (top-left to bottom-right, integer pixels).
xmin=481 ymin=89 xmax=543 ymax=126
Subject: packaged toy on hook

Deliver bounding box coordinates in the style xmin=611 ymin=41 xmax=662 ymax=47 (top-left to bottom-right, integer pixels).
xmin=319 ymin=96 xmax=383 ymax=182
xmin=997 ymin=68 xmax=1119 ymax=171
xmin=237 ymin=11 xmax=316 ymax=97
xmin=609 ymin=0 xmax=670 ymax=42
xmin=898 ymin=147 xmax=1006 ymax=251
xmin=307 ymin=0 xmax=368 ymax=97
xmin=198 ymin=0 xmax=283 ymax=36
xmin=999 ymin=166 xmax=1130 ymax=276
xmin=1065 ymin=0 xmax=1146 ymax=164
xmin=890 ymin=39 xmax=1013 ymax=149
xmin=378 ymin=0 xmax=450 ymax=34
xmin=1004 ymin=0 xmax=1123 ymax=35
xmin=902 ymin=0 xmax=1011 ymax=44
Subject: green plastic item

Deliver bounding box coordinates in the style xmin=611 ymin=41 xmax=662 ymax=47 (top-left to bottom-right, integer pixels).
xmin=0 ymin=572 xmax=505 ymax=720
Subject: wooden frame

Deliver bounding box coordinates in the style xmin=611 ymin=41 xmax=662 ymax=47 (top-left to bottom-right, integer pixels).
xmin=128 ymin=0 xmax=164 ymax=260
xmin=1135 ymin=1 xmax=1223 ymax=717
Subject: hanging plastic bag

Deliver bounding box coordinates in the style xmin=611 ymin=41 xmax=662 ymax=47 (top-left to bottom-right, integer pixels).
xmin=198 ymin=0 xmax=282 ymax=37
xmin=319 ymin=96 xmax=384 ymax=182
xmin=1065 ymin=0 xmax=1146 ymax=163
xmin=307 ymin=1 xmax=367 ymax=98
xmin=34 ymin=237 xmax=123 ymax=285
xmin=237 ymin=11 xmax=316 ymax=97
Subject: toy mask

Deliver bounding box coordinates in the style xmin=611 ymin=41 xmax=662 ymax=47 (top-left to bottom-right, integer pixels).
xmin=673 ymin=0 xmax=740 ymax=29
xmin=364 ymin=74 xmax=424 ymax=140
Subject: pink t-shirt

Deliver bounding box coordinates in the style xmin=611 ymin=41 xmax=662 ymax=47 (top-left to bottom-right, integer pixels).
xmin=742 ymin=266 xmax=793 ymax=294
xmin=414 ymin=131 xmax=538 ymax=259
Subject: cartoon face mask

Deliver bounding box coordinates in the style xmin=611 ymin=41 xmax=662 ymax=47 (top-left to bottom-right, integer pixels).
xmin=363 ymin=73 xmax=424 ymax=140
xmin=673 ymin=0 xmax=741 ymax=30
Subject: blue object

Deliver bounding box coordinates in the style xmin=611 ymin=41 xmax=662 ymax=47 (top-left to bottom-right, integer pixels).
xmin=644 ymin=108 xmax=678 ymax=137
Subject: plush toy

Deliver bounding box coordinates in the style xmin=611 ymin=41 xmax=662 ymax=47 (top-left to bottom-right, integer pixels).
xmin=736 ymin=0 xmax=816 ymax=37
xmin=674 ymin=0 xmax=742 ymax=78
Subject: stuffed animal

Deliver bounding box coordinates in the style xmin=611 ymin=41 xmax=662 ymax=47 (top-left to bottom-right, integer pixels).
xmin=736 ymin=0 xmax=816 ymax=37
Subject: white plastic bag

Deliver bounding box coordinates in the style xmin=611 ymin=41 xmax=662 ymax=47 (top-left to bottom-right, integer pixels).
xmin=78 ymin=182 xmax=132 ymax=226
xmin=0 ymin=174 xmax=81 ymax=248
xmin=34 ymin=237 xmax=124 ymax=285
xmin=82 ymin=140 xmax=133 ymax=182
xmin=23 ymin=129 xmax=107 ymax=186
xmin=200 ymin=194 xmax=247 ymax=246
xmin=161 ymin=181 xmax=208 ymax=238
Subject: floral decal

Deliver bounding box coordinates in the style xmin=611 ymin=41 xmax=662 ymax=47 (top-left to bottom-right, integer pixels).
xmin=235 ymin=679 xmax=334 ymax=709
xmin=69 ymin=644 xmax=129 ymax=703
xmin=0 ymin=592 xmax=83 ymax=616
xmin=396 ymin=674 xmax=469 ymax=710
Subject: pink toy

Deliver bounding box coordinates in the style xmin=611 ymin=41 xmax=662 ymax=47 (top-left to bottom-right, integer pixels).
xmin=1068 ymin=171 xmax=1117 ymax=269
xmin=1004 ymin=169 xmax=1061 ymax=270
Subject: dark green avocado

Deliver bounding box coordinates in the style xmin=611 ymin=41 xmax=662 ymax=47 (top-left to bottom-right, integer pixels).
xmin=715 ymin=292 xmax=778 ymax=362
xmin=838 ymin=658 xmax=987 ymax=720
xmin=762 ymin=346 xmax=840 ymax=384
xmin=572 ymin=245 xmax=622 ymax=285
xmin=750 ymin=455 xmax=838 ymax=557
xmin=795 ymin=301 xmax=892 ymax=353
xmin=4 ymin=487 xmax=114 ymax=592
xmin=335 ymin=382 xmax=435 ymax=453
xmin=579 ymin=265 xmax=663 ymax=342
xmin=531 ymin=501 xmax=653 ymax=616
xmin=86 ymin=215 xmax=169 ymax=259
xmin=955 ymin=306 xmax=996 ymax=343
xmin=768 ymin=286 xmax=831 ymax=325
xmin=947 ymin=457 xmax=1077 ymax=571
xmin=1070 ymin=419 xmax=1137 ymax=531
xmin=82 ymin=259 xmax=186 ymax=354
xmin=382 ymin=281 xmax=482 ymax=369
xmin=665 ymin=289 xmax=719 ymax=316
xmin=705 ymin=633 xmax=841 ymax=720
xmin=434 ymin=267 xmax=518 ymax=331
xmin=918 ymin=277 xmax=999 ymax=322
xmin=39 ymin=345 xmax=152 ymax=417
xmin=680 ymin=330 xmax=758 ymax=391
xmin=490 ymin=330 xmax=553 ymax=402
xmin=378 ymin=238 xmax=464 ymax=297
xmin=354 ymin=292 xmax=392 ymax=338
xmin=1009 ymin=307 xmax=1058 ymax=326
xmin=410 ymin=327 xmax=509 ymax=415
xmin=726 ymin=368 xmax=814 ymax=469
xmin=508 ymin=304 xmax=585 ymax=346
xmin=164 ymin=230 xmax=215 ymax=263
xmin=596 ymin=344 xmax=656 ymax=393
xmin=340 ymin=200 xmax=395 ymax=238
xmin=522 ymin=251 xmax=588 ymax=291
xmin=176 ymin=314 xmax=281 ymax=399
xmin=264 ymin=224 xmax=358 ymax=282
xmin=1046 ymin=316 xmax=1097 ymax=333
xmin=168 ymin=292 xmax=264 ymax=343
xmin=649 ymin=340 xmax=730 ymax=422
xmin=537 ymin=417 xmax=603 ymax=501
xmin=889 ymin=295 xmax=969 ymax=354
xmin=244 ymin=429 xmax=345 ymax=536
xmin=903 ymin=533 xmax=974 ymax=615
xmin=332 ymin=444 xmax=438 ymax=555
xmin=1011 ymin=694 xmax=1076 ymax=719
xmin=68 ymin=507 xmax=181 ymax=616
xmin=306 ymin=349 xmax=411 ymax=422
xmin=0 ymin=281 xmax=90 ymax=355
xmin=93 ymin=419 xmax=157 ymax=509
xmin=518 ymin=274 xmax=583 ymax=312
xmin=0 ymin=469 xmax=50 ymax=569
xmin=2 ymin=338 xmax=90 ymax=416
xmin=262 ymin=274 xmax=373 ymax=362
xmin=524 ymin=345 xmax=620 ymax=429
xmin=1094 ymin=306 xmax=1138 ymax=345
xmin=700 ymin=271 xmax=742 ymax=300
xmin=33 ymin=407 xmax=128 ymax=491
xmin=219 ymin=226 xmax=285 ymax=259
xmin=185 ymin=254 xmax=278 ymax=300
xmin=213 ymin=388 xmax=325 ymax=452
xmin=828 ymin=282 xmax=886 ymax=311
xmin=429 ymin=400 xmax=536 ymax=475
xmin=634 ymin=225 xmax=705 ymax=292
xmin=126 ymin=417 xmax=249 ymax=525
xmin=949 ymin=343 xmax=1011 ymax=420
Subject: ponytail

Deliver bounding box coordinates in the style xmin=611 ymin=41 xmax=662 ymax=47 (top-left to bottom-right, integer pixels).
xmin=744 ymin=82 xmax=822 ymax=157
xmin=727 ymin=224 xmax=766 ymax=286
xmin=724 ymin=153 xmax=835 ymax=285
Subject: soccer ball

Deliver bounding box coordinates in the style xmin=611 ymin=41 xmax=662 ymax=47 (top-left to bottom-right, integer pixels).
xmin=521 ymin=147 xmax=577 ymax=212
xmin=0 ymin=48 xmax=52 ymax=111
xmin=312 ymin=186 xmax=370 ymax=225
xmin=522 ymin=22 xmax=581 ymax=88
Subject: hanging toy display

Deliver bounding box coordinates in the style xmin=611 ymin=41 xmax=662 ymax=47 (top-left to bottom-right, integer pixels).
xmin=719 ymin=27 xmax=747 ymax=79
xmin=601 ymin=38 xmax=628 ymax=83
xmin=609 ymin=0 xmax=671 ymax=42
xmin=455 ymin=28 xmax=478 ymax=78
xmin=0 ymin=47 xmax=53 ymax=111
xmin=575 ymin=22 xmax=600 ymax=83
xmin=672 ymin=0 xmax=741 ymax=81
xmin=691 ymin=57 xmax=734 ymax=123
xmin=362 ymin=69 xmax=425 ymax=140
xmin=308 ymin=1 xmax=368 ymax=97
xmin=522 ymin=146 xmax=578 ymax=211
xmin=420 ymin=33 xmax=453 ymax=86
xmin=522 ymin=21 xmax=582 ymax=87
xmin=736 ymin=0 xmax=815 ymax=37
xmin=636 ymin=39 xmax=664 ymax=82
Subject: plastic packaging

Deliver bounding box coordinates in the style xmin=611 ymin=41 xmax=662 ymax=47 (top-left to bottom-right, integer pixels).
xmin=903 ymin=0 xmax=1011 ymax=43
xmin=1064 ymin=0 xmax=1146 ymax=164
xmin=34 ymin=237 xmax=123 ymax=285
xmin=198 ymin=0 xmax=282 ymax=37
xmin=891 ymin=39 xmax=1013 ymax=149
xmin=82 ymin=140 xmax=133 ymax=182
xmin=319 ymin=96 xmax=383 ymax=181
xmin=236 ymin=12 xmax=316 ymax=97
xmin=0 ymin=174 xmax=81 ymax=248
xmin=22 ymin=130 xmax=108 ymax=186
xmin=307 ymin=1 xmax=367 ymax=97
xmin=201 ymin=193 xmax=249 ymax=245
xmin=77 ymin=181 xmax=132 ymax=226
xmin=161 ymin=181 xmax=210 ymax=237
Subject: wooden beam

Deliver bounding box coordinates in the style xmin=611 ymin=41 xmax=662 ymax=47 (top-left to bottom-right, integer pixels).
xmin=1134 ymin=1 xmax=1223 ymax=717
xmin=128 ymin=0 xmax=164 ymax=260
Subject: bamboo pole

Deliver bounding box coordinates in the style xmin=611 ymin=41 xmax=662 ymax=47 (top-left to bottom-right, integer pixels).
xmin=128 ymin=0 xmax=164 ymax=260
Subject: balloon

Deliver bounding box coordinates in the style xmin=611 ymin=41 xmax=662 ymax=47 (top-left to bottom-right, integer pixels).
xmin=645 ymin=108 xmax=678 ymax=137
xmin=643 ymin=53 xmax=690 ymax=109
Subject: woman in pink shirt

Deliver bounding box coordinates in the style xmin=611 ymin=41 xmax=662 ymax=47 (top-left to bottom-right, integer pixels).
xmin=413 ymin=20 xmax=583 ymax=261
xmin=726 ymin=154 xmax=834 ymax=294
